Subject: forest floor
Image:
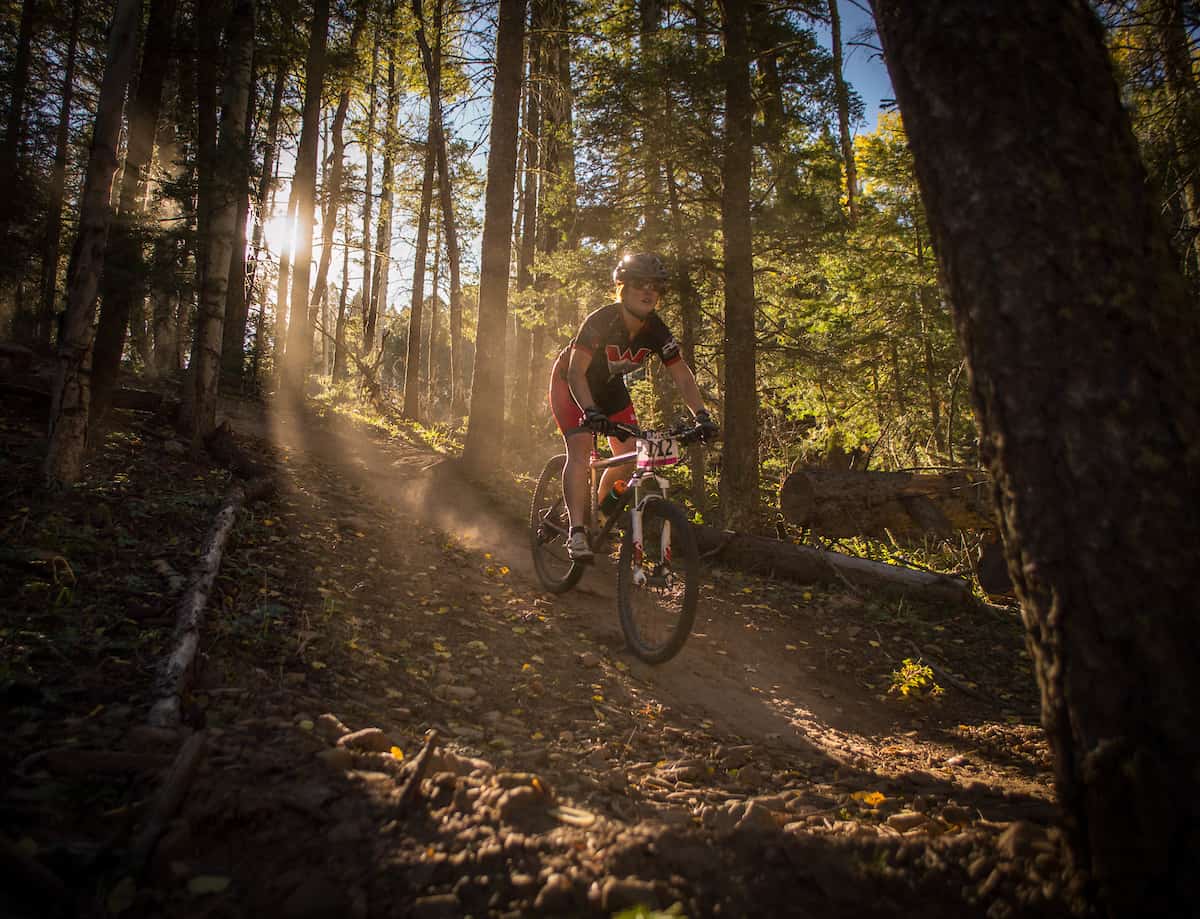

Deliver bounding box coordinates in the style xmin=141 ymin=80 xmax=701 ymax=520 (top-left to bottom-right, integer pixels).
xmin=0 ymin=382 xmax=1090 ymax=918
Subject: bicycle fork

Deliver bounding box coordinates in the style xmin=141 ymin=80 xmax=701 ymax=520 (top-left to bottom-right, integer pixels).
xmin=630 ymin=474 xmax=672 ymax=587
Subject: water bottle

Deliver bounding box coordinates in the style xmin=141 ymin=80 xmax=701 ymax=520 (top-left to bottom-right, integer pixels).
xmin=598 ymin=479 xmax=628 ymax=520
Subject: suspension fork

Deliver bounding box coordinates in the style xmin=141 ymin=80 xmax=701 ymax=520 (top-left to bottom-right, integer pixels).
xmin=630 ymin=473 xmax=671 ymax=585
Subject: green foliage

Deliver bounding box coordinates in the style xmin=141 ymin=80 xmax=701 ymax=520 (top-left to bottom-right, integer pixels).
xmin=888 ymin=658 xmax=944 ymax=701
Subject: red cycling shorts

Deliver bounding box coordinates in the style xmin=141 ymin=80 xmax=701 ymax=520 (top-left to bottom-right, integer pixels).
xmin=549 ymin=373 xmax=637 ymax=435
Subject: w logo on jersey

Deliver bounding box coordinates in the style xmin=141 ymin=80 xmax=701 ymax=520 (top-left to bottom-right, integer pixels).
xmin=605 ymin=344 xmax=651 ymax=374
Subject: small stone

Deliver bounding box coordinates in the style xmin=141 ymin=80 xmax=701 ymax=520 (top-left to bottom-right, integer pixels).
xmin=578 ymin=651 xmax=601 ymax=667
xmin=315 ymin=714 xmax=350 ymax=743
xmin=886 ymin=811 xmax=929 ymax=832
xmin=718 ymin=745 xmax=754 ymax=769
xmin=735 ymin=801 xmax=778 ymax=833
xmin=336 ymin=728 xmax=392 ymax=753
xmin=164 ymin=440 xmax=186 ymax=455
xmin=440 ymin=685 xmax=478 ymax=701
xmin=534 ymin=873 xmax=574 ymax=912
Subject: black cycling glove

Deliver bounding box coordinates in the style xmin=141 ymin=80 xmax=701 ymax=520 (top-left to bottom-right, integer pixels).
xmin=583 ymin=407 xmax=611 ymax=435
xmin=694 ymin=409 xmax=719 ymax=443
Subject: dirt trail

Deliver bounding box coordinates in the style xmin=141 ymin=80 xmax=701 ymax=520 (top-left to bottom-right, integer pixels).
xmin=251 ymin=404 xmax=1047 ymax=789
xmin=1 ymin=398 xmax=1073 ymax=918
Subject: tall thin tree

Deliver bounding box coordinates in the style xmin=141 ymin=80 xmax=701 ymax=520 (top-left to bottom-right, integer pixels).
xmin=462 ymin=0 xmax=527 ymax=473
xmin=44 ymin=0 xmax=145 ymax=486
xmin=282 ymin=0 xmax=332 ymax=395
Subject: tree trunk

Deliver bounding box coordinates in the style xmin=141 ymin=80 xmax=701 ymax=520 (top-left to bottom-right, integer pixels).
xmin=44 ymin=0 xmax=144 ymax=487
xmin=427 ymin=215 xmax=441 ymax=409
xmin=37 ymin=0 xmax=83 ymax=349
xmin=219 ymin=75 xmax=255 ymax=385
xmin=512 ymin=9 xmax=539 ymax=429
xmin=91 ymin=0 xmax=180 ymax=426
xmin=665 ymin=158 xmax=707 ymax=516
xmin=282 ymin=0 xmax=331 ymax=395
xmin=273 ymin=192 xmax=297 ymax=367
xmin=717 ymin=0 xmax=759 ymax=529
xmin=0 ymin=0 xmax=37 ymax=199
xmin=310 ymin=0 xmax=368 ymax=351
xmin=779 ymin=465 xmax=995 ymax=539
xmin=829 ymin=0 xmax=858 ymax=223
xmin=414 ymin=0 xmax=465 ymax=417
xmin=405 ymin=114 xmax=436 ymax=420
xmin=189 ymin=0 xmax=255 ymax=445
xmin=366 ymin=56 xmax=398 ymax=357
xmin=193 ymin=0 xmax=220 ymax=311
xmin=332 ymin=200 xmax=352 ymax=381
xmin=359 ymin=35 xmax=378 ymax=349
xmin=246 ymin=59 xmax=286 ymax=347
xmin=461 ymin=0 xmax=526 ymax=474
xmin=871 ymin=2 xmax=1200 ymax=914
xmin=1155 ymin=0 xmax=1200 ymax=272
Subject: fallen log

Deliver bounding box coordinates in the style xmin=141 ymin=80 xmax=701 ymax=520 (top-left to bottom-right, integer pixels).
xmin=147 ymin=476 xmax=273 ymax=728
xmin=129 ymin=730 xmax=207 ymax=874
xmin=692 ymin=524 xmax=975 ymax=607
xmin=779 ymin=465 xmax=996 ymax=539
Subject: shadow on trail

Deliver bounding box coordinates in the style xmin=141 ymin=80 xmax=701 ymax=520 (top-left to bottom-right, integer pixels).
xmin=234 ymin=402 xmax=1056 ymax=821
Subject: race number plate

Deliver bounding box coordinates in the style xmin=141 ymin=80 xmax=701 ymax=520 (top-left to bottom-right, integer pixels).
xmin=636 ymin=432 xmax=681 ymax=469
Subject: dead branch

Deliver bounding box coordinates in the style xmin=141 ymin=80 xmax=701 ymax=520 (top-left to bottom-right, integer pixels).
xmin=129 ymin=731 xmax=207 ymax=874
xmin=396 ymin=729 xmax=440 ymax=815
xmin=147 ymin=478 xmax=270 ymax=728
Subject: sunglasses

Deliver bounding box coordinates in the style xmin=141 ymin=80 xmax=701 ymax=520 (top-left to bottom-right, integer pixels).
xmin=627 ymin=279 xmax=667 ymax=294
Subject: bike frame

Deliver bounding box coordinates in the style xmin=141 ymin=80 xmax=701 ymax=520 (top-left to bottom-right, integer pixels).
xmin=586 ymin=430 xmax=674 ymax=584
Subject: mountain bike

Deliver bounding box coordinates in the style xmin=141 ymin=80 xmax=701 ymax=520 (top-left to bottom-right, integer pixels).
xmin=529 ymin=420 xmax=708 ymax=663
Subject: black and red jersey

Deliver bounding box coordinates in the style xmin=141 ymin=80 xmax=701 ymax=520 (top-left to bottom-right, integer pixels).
xmin=552 ymin=303 xmax=683 ymax=415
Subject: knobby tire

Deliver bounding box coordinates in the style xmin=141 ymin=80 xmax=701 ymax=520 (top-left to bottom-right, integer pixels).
xmin=529 ymin=454 xmax=585 ymax=594
xmin=617 ymin=496 xmax=699 ymax=663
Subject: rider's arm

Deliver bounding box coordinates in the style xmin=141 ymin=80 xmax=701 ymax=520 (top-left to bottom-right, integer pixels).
xmin=567 ymin=346 xmax=597 ymax=412
xmin=667 ymin=357 xmax=707 ymax=416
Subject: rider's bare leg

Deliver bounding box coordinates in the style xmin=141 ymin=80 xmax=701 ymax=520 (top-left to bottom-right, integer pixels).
xmin=563 ymin=431 xmax=593 ymax=531
xmin=597 ymin=433 xmax=635 ymax=509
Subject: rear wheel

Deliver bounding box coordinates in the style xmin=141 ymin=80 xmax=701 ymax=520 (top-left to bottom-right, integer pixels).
xmin=530 ymin=454 xmax=585 ymax=593
xmin=617 ymin=496 xmax=699 ymax=663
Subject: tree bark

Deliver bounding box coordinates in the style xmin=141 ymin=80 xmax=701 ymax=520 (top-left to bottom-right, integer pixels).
xmin=404 ymin=113 xmax=436 ymax=419
xmin=829 ymin=0 xmax=858 ymax=224
xmin=462 ymin=0 xmax=526 ymax=474
xmin=245 ymin=58 xmax=287 ymax=370
xmin=359 ymin=34 xmax=378 ymax=350
xmin=367 ymin=54 xmax=399 ymax=358
xmin=219 ymin=102 xmax=254 ymax=385
xmin=310 ymin=0 xmax=368 ymax=352
xmin=37 ymin=0 xmax=83 ymax=349
xmin=0 ymin=0 xmax=37 ymax=198
xmin=717 ymin=0 xmax=759 ymax=529
xmin=779 ymin=465 xmax=995 ymax=539
xmin=413 ymin=0 xmax=465 ymax=416
xmin=92 ymin=0 xmax=180 ymax=426
xmin=514 ymin=18 xmax=540 ymax=429
xmin=332 ymin=200 xmax=351 ymax=380
xmin=189 ymin=0 xmax=255 ymax=445
xmin=282 ymin=0 xmax=331 ymax=395
xmin=273 ymin=192 xmax=297 ymax=368
xmin=44 ymin=0 xmax=144 ymax=487
xmin=871 ymin=2 xmax=1200 ymax=914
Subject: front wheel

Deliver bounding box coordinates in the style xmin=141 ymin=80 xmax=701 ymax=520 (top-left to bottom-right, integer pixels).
xmin=617 ymin=496 xmax=699 ymax=663
xmin=530 ymin=454 xmax=585 ymax=593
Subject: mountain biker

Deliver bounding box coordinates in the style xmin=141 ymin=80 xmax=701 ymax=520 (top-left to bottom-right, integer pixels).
xmin=549 ymin=253 xmax=718 ymax=560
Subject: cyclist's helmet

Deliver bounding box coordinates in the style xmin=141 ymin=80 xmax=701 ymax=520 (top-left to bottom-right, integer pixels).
xmin=612 ymin=252 xmax=670 ymax=286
